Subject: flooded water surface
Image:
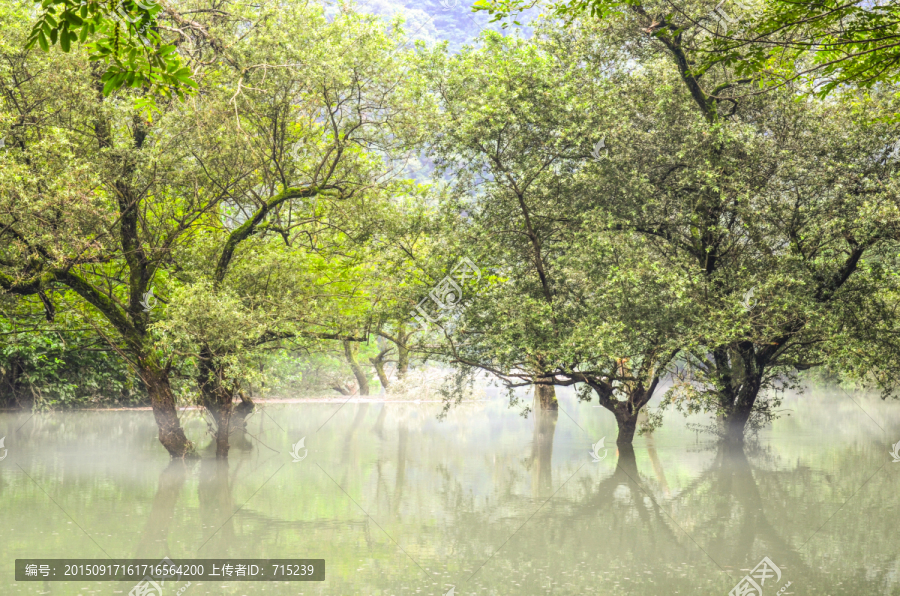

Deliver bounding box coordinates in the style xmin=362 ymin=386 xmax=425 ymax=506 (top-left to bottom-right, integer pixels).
xmin=1 ymin=388 xmax=899 ymax=595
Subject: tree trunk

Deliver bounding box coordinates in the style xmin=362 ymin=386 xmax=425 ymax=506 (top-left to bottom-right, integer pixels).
xmin=141 ymin=359 xmax=195 ymax=459
xmin=197 ymin=352 xmax=233 ymax=459
xmin=614 ymin=409 xmax=639 ymax=445
xmin=615 ymin=442 xmax=638 ymax=477
xmin=331 ymin=382 xmax=355 ymax=396
xmin=397 ymin=342 xmax=410 ymax=380
xmin=534 ymin=383 xmax=558 ymax=410
xmin=371 ymin=357 xmax=390 ymax=391
xmin=343 ymin=340 xmax=369 ymax=396
xmin=369 ymin=346 xmax=392 ymax=392
xmin=211 ymin=394 xmax=233 ymax=459
xmin=588 ymin=380 xmax=657 ymax=446
xmin=722 ymin=401 xmax=755 ymax=444
xmin=721 ymin=372 xmax=763 ymax=445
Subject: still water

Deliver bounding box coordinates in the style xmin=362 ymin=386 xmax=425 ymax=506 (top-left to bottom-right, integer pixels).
xmin=1 ymin=387 xmax=899 ymax=595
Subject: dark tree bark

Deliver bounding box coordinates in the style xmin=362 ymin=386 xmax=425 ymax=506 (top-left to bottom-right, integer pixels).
xmin=140 ymin=357 xmax=195 ymax=459
xmin=343 ymin=340 xmax=370 ymax=396
xmin=587 ymin=375 xmax=659 ymax=446
xmin=197 ymin=349 xmax=233 ymax=459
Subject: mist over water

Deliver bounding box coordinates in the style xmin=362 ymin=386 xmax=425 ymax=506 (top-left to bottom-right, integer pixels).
xmin=2 ymin=386 xmax=899 ymax=595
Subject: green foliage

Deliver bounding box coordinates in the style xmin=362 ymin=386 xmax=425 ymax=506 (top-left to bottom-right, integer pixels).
xmin=417 ymin=12 xmax=900 ymax=439
xmin=4 ymin=0 xmax=900 ymax=454
xmin=0 ymin=298 xmax=143 ymax=409
xmin=475 ymin=0 xmax=900 ymax=100
xmin=24 ymin=0 xmax=195 ymax=101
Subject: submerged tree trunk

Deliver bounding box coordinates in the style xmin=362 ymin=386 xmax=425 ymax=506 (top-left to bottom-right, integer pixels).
xmin=721 ymin=378 xmax=763 ymax=444
xmin=713 ymin=346 xmax=765 ymax=445
xmin=343 ymin=340 xmax=370 ymax=396
xmin=588 ymin=377 xmax=659 ymax=446
xmin=210 ymin=394 xmax=233 ymax=459
xmin=614 ymin=408 xmax=640 ymax=445
xmin=197 ymin=350 xmax=233 ymax=459
xmin=141 ymin=358 xmax=195 ymax=459
xmin=534 ymin=383 xmax=558 ymax=410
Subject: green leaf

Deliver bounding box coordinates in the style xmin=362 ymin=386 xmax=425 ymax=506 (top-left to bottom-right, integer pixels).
xmin=63 ymin=11 xmax=83 ymax=27
xmin=38 ymin=30 xmax=49 ymax=52
xmin=102 ymin=76 xmax=119 ymax=96
xmin=60 ymin=30 xmax=71 ymax=52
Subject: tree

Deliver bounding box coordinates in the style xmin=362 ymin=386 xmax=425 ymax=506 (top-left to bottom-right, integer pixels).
xmin=424 ymin=14 xmax=900 ymax=444
xmin=546 ymin=13 xmax=900 ymax=442
xmin=474 ymin=0 xmax=900 ymax=98
xmin=417 ymin=30 xmax=693 ymax=441
xmin=0 ymin=0 xmax=426 ymax=457
xmin=149 ymin=2 xmax=431 ymax=455
xmin=0 ymin=4 xmax=261 ymax=455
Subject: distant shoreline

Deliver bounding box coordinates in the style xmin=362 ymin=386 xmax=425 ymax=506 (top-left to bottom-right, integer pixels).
xmin=0 ymin=395 xmax=485 ymax=412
